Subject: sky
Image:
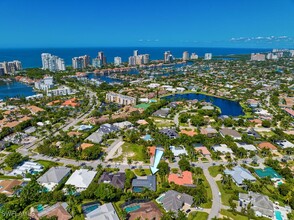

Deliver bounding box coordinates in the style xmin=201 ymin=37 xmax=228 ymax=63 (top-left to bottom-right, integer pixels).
xmin=0 ymin=0 xmax=294 ymax=48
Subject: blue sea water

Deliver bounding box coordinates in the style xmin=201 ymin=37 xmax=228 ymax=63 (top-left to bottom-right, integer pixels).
xmin=0 ymin=47 xmax=270 ymax=68
xmin=0 ymin=81 xmax=35 ymax=100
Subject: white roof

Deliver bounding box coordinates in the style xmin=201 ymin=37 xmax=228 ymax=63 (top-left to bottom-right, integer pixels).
xmin=170 ymin=146 xmax=188 ymax=156
xmin=212 ymin=144 xmax=233 ymax=154
xmin=236 ymin=143 xmax=257 ymax=151
xmin=65 ymin=169 xmax=97 ymax=189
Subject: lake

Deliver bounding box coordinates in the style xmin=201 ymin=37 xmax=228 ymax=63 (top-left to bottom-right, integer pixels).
xmin=162 ymin=93 xmax=244 ymax=116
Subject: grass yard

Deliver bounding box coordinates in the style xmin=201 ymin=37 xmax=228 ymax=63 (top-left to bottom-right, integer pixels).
xmin=5 ymin=144 xmax=20 ymax=152
xmin=35 ymin=160 xmax=62 ymax=169
xmin=149 ymin=117 xmax=175 ymax=128
xmin=113 ymin=143 xmax=146 ymax=162
xmin=208 ymin=166 xmax=221 ymax=177
xmin=134 ymin=169 xmax=151 ymax=176
xmin=220 ymin=210 xmax=248 ymax=220
xmin=135 ymin=103 xmax=151 ymax=110
xmin=188 ymin=211 xmax=208 ymax=220
xmin=195 ymin=173 xmax=212 ymax=209
xmin=217 ymin=181 xmax=245 ymax=206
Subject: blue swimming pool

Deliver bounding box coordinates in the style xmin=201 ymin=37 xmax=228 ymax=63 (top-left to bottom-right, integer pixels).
xmin=133 ymin=187 xmax=143 ymax=193
xmin=143 ymin=134 xmax=152 ymax=141
xmin=275 ymin=210 xmax=283 ymax=220
xmin=125 ymin=205 xmax=141 ymax=213
xmin=82 ymin=203 xmax=100 ymax=214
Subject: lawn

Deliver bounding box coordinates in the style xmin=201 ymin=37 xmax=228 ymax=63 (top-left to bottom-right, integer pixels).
xmin=135 ymin=103 xmax=151 ymax=110
xmin=149 ymin=117 xmax=175 ymax=128
xmin=134 ymin=169 xmax=151 ymax=176
xmin=216 ymin=181 xmax=245 ymax=206
xmin=5 ymin=144 xmax=20 ymax=152
xmin=35 ymin=160 xmax=62 ymax=169
xmin=208 ymin=166 xmax=220 ymax=177
xmin=220 ymin=210 xmax=248 ymax=220
xmin=188 ymin=211 xmax=208 ymax=220
xmin=113 ymin=143 xmax=146 ymax=162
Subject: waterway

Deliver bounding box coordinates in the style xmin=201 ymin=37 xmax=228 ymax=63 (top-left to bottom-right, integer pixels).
xmin=162 ymin=93 xmax=244 ymax=116
xmin=0 ymin=81 xmax=35 ymax=100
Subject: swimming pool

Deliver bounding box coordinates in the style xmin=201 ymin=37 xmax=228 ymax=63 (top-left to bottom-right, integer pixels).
xmin=143 ymin=134 xmax=152 ymax=141
xmin=255 ymin=167 xmax=282 ymax=179
xmin=133 ymin=187 xmax=143 ymax=193
xmin=36 ymin=204 xmax=44 ymax=212
xmin=125 ymin=205 xmax=141 ymax=213
xmin=82 ymin=203 xmax=99 ymax=214
xmin=275 ymin=210 xmax=283 ymax=220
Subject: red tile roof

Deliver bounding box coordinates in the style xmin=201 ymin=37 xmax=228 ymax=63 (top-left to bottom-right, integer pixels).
xmin=168 ymin=171 xmax=193 ymax=186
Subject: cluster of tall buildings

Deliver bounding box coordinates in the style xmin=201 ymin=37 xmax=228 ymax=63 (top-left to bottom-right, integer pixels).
xmin=0 ymin=60 xmax=22 ymax=75
xmin=72 ymin=55 xmax=90 ymax=69
xmin=34 ymin=76 xmax=54 ymax=91
xmin=92 ymin=51 xmax=107 ymax=68
xmin=114 ymin=56 xmax=122 ymax=66
xmin=128 ymin=50 xmax=150 ymax=66
xmin=41 ymin=53 xmax=66 ymax=72
xmin=164 ymin=51 xmax=174 ymax=63
xmin=204 ymin=53 xmax=212 ymax=60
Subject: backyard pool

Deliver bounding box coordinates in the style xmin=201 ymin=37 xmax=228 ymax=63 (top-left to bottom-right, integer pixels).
xmin=82 ymin=203 xmax=100 ymax=214
xmin=275 ymin=210 xmax=283 ymax=220
xmin=125 ymin=205 xmax=141 ymax=213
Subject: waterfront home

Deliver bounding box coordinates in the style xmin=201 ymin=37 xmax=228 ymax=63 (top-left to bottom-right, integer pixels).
xmin=128 ymin=201 xmax=162 ymax=220
xmin=160 ymin=129 xmax=179 ymax=139
xmin=224 ymin=166 xmax=256 ymax=186
xmin=30 ymin=202 xmax=72 ymax=220
xmin=239 ymin=192 xmax=274 ymax=219
xmin=106 ymin=92 xmax=136 ymax=105
xmin=37 ymin=167 xmax=71 ymax=191
xmin=220 ymin=128 xmax=242 ymax=140
xmin=98 ymin=172 xmax=126 ymax=190
xmin=247 ymin=99 xmax=260 ymax=108
xmin=157 ymin=190 xmax=193 ymax=213
xmin=132 ymin=175 xmax=156 ymax=192
xmin=85 ymin=203 xmax=119 ymax=220
xmin=170 ymin=145 xmax=188 ymax=157
xmin=0 ymin=179 xmax=24 ymax=196
xmin=65 ymin=169 xmax=97 ymax=192
xmin=168 ymin=171 xmax=194 ymax=186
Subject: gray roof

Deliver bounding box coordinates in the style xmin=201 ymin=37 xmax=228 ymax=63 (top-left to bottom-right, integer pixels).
xmin=99 ymin=172 xmax=126 ymax=189
xmin=98 ymin=123 xmax=119 ymax=135
xmin=160 ymin=190 xmax=193 ymax=212
xmin=224 ymin=166 xmax=256 ymax=185
xmin=132 ymin=175 xmax=156 ymax=191
xmin=153 ymin=109 xmax=170 ymax=117
xmin=220 ymin=128 xmax=241 ymax=138
xmin=38 ymin=166 xmax=71 ymax=184
xmin=86 ymin=203 xmax=119 ymax=220
xmin=239 ymin=191 xmax=274 ymax=218
xmin=86 ymin=132 xmax=103 ymax=144
xmin=159 ymin=129 xmax=179 ymax=139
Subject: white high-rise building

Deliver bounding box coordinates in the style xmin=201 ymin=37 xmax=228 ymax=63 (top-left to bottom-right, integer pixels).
xmin=182 ymin=51 xmax=189 ymax=61
xmin=128 ymin=56 xmax=136 ymax=66
xmin=72 ymin=55 xmax=90 ymax=69
xmin=164 ymin=51 xmax=173 ymax=63
xmin=133 ymin=50 xmax=139 ymax=57
xmin=41 ymin=53 xmax=65 ymax=72
xmin=204 ymin=53 xmax=212 ymax=60
xmin=114 ymin=57 xmax=122 ymax=66
xmin=190 ymin=53 xmax=198 ymax=60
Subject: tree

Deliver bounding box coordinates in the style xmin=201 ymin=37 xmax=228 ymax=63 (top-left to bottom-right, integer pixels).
xmin=178 ymin=157 xmax=191 ymax=171
xmin=262 ymin=120 xmax=271 ymax=128
xmin=4 ymin=152 xmax=24 ymax=168
xmin=94 ymin=183 xmax=121 ymax=202
xmin=157 ymin=161 xmax=169 ymax=179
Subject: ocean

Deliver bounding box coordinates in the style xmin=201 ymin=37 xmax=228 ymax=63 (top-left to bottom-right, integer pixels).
xmin=0 ymin=47 xmax=271 ymax=68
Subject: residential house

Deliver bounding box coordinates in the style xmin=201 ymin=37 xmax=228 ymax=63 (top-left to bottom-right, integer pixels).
xmin=258 ymin=142 xmax=277 ymax=151
xmin=153 ymin=108 xmax=170 ymax=118
xmin=275 ymin=140 xmax=294 ymax=149
xmin=98 ymin=172 xmax=126 ymax=190
xmin=220 ymin=128 xmax=242 ymax=140
xmin=212 ymin=144 xmax=233 ymax=154
xmin=158 ymin=190 xmax=193 ymax=213
xmin=38 ymin=167 xmax=71 ymax=191
xmin=0 ymin=179 xmax=24 ymax=196
xmin=65 ymin=169 xmax=97 ymax=192
xmin=239 ymin=192 xmax=274 ymax=219
xmin=30 ymin=202 xmax=72 ymax=220
xmin=170 ymin=146 xmax=188 ymax=157
xmin=168 ymin=171 xmax=194 ymax=186
xmin=195 ymin=146 xmax=211 ymax=156
xmin=224 ymin=166 xmax=256 ymax=186
xmin=128 ymin=201 xmax=162 ymax=220
xmin=200 ymin=127 xmax=218 ymax=137
xmin=236 ymin=142 xmax=257 ymax=151
xmin=160 ymin=129 xmax=179 ymax=139
xmin=132 ymin=175 xmax=156 ymax=192
xmin=9 ymin=161 xmax=43 ymax=177
xmin=85 ymin=203 xmax=119 ymax=220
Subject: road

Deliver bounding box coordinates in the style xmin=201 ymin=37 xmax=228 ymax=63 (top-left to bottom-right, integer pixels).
xmin=105 ymin=138 xmax=124 ymax=161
